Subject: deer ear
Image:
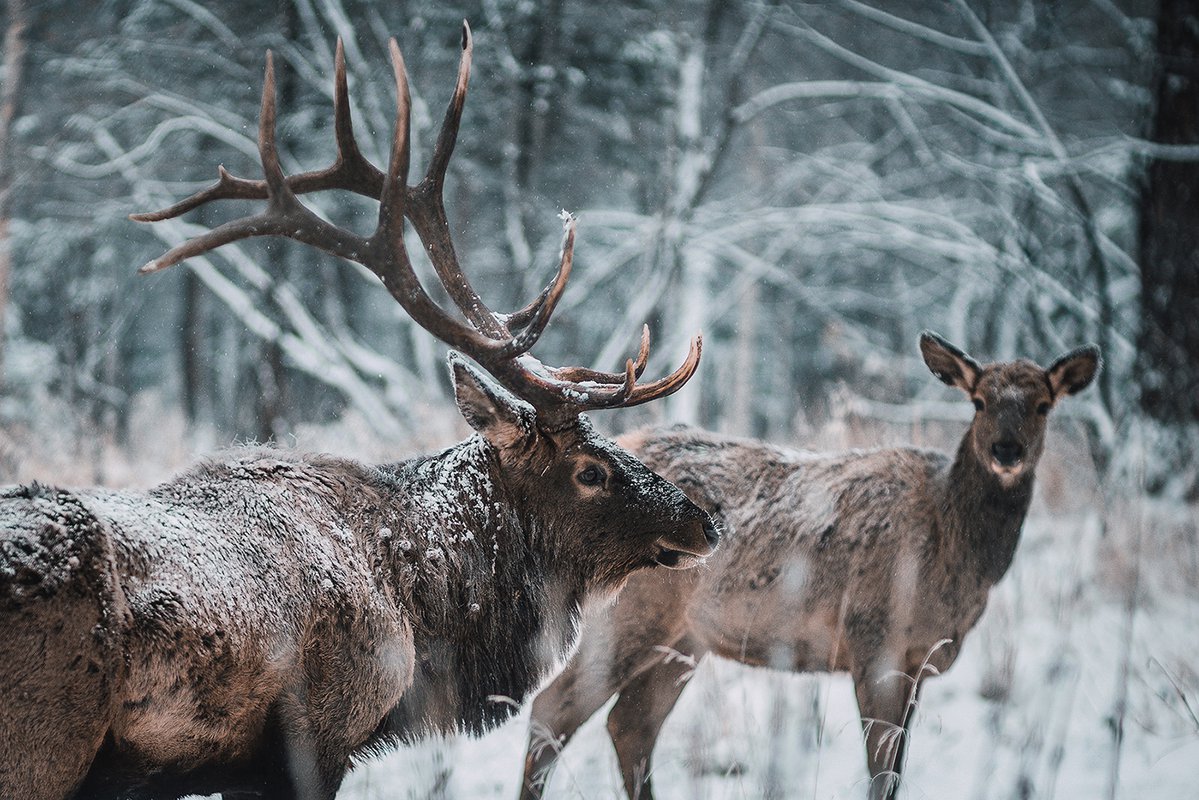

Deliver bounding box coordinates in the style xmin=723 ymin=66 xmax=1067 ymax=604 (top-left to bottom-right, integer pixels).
xmin=449 ymin=354 xmax=534 ymax=450
xmin=919 ymin=331 xmax=981 ymax=393
xmin=1047 ymin=344 xmax=1101 ymax=399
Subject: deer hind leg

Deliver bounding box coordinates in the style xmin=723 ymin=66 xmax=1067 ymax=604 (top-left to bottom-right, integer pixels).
xmin=852 ymin=664 xmax=923 ymax=800
xmin=0 ymin=607 xmax=111 ymax=800
xmin=0 ymin=496 xmax=123 ymax=800
xmin=605 ymin=637 xmax=699 ymax=800
xmin=240 ymin=703 xmax=350 ymax=800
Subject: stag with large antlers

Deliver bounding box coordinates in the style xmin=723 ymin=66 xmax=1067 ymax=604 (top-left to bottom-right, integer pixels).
xmin=0 ymin=25 xmax=717 ymax=800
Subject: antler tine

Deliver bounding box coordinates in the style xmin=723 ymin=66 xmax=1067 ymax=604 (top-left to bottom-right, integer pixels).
xmin=424 ymin=20 xmax=472 ymax=189
xmin=487 ymin=328 xmax=701 ymax=415
xmin=632 ymin=324 xmax=651 ymax=378
xmin=550 ymin=324 xmax=651 ymax=383
xmin=503 ymin=214 xmax=597 ymax=338
xmin=130 ymin=40 xmax=384 ymax=226
xmin=331 ymin=39 xmax=362 ymax=170
xmin=138 ymin=52 xmax=372 ymax=274
xmin=322 ymin=37 xmax=386 ymax=197
xmin=497 ymin=217 xmax=576 ymax=357
xmin=376 ymin=38 xmax=411 ymax=242
xmin=492 ymin=352 xmax=637 ymax=413
xmin=404 ymin=20 xmax=509 ymax=339
xmin=258 ymin=52 xmax=289 ymax=202
xmin=552 ymin=333 xmax=703 ymax=412
xmin=614 ymin=332 xmax=702 ymax=408
xmin=129 ymin=166 xmax=262 ymax=224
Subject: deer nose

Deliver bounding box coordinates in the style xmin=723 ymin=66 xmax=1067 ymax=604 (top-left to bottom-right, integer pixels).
xmin=991 ymin=441 xmax=1023 ymax=466
xmin=702 ymin=517 xmax=721 ymax=550
xmin=654 ymin=515 xmax=719 ymax=567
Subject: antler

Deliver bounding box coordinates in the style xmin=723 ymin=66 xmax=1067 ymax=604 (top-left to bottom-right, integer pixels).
xmin=132 ymin=23 xmax=700 ymax=418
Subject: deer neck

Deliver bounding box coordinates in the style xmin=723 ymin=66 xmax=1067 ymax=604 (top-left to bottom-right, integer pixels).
xmin=379 ymin=435 xmax=584 ymax=739
xmin=939 ymin=433 xmax=1035 ymax=586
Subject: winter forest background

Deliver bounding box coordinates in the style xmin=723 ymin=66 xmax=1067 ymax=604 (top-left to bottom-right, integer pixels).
xmin=1 ymin=0 xmax=1198 ymax=798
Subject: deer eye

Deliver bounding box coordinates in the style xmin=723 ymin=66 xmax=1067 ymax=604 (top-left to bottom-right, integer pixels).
xmin=576 ymin=465 xmax=606 ymax=487
xmin=972 ymin=398 xmax=985 ymax=412
xmin=1036 ymin=401 xmax=1050 ymax=416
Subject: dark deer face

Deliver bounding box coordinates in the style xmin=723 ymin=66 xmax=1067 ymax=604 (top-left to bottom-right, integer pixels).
xmin=451 ymin=357 xmax=718 ymax=591
xmin=920 ymin=332 xmax=1100 ymax=485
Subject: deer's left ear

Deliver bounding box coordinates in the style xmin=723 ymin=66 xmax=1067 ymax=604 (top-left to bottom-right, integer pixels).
xmin=450 ymin=354 xmax=534 ymax=450
xmin=1047 ymin=345 xmax=1101 ymax=399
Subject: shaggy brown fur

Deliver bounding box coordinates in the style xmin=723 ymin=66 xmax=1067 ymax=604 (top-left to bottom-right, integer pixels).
xmin=0 ymin=359 xmax=718 ymax=800
xmin=519 ymin=333 xmax=1099 ymax=800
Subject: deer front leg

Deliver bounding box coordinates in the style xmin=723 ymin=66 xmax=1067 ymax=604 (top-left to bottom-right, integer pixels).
xmin=605 ymin=638 xmax=699 ymax=800
xmin=237 ymin=709 xmax=348 ymax=800
xmin=521 ymin=631 xmax=692 ymax=800
xmin=520 ymin=651 xmax=630 ymax=800
xmin=852 ymin=663 xmax=922 ymax=800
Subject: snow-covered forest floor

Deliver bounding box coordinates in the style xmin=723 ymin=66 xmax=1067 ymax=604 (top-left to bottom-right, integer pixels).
xmin=6 ymin=395 xmax=1194 ymax=800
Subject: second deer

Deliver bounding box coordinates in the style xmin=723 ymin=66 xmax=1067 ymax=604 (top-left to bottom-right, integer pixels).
xmin=520 ymin=332 xmax=1099 ymax=800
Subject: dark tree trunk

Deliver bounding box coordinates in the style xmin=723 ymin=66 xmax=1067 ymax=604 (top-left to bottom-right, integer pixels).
xmin=498 ymin=0 xmax=564 ymax=307
xmin=0 ymin=0 xmax=30 ymax=387
xmin=180 ymin=268 xmax=205 ymax=424
xmin=1138 ymin=0 xmax=1199 ymax=424
xmin=252 ymin=340 xmax=287 ymax=443
xmin=512 ymin=0 xmax=561 ymax=200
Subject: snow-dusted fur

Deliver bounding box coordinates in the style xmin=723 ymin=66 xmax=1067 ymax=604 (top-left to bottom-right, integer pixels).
xmin=0 ymin=362 xmax=717 ymax=800
xmin=520 ymin=334 xmax=1100 ymax=800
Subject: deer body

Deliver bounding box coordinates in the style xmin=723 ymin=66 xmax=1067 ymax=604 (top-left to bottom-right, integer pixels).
xmin=521 ymin=335 xmax=1099 ymax=800
xmin=4 ymin=419 xmax=713 ymax=800
xmin=622 ymin=434 xmax=1023 ymax=677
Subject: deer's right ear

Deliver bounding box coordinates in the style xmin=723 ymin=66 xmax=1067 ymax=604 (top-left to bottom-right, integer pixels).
xmin=919 ymin=331 xmax=980 ymax=393
xmin=450 ymin=354 xmax=534 ymax=450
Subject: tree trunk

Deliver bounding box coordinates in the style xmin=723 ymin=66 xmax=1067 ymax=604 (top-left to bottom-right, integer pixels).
xmin=1138 ymin=0 xmax=1199 ymax=424
xmin=725 ymin=279 xmax=758 ymax=435
xmin=0 ymin=0 xmax=30 ymax=387
xmin=180 ymin=268 xmax=205 ymax=424
xmin=253 ymin=340 xmax=287 ymax=443
xmin=666 ymin=34 xmax=709 ymax=426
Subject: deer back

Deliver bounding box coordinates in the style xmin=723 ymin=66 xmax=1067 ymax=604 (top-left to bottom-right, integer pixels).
xmin=619 ymin=426 xmax=969 ymax=674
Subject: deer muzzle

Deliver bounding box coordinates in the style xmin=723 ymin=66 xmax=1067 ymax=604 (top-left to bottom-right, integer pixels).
xmin=988 ymin=439 xmax=1030 ymax=485
xmin=653 ymin=516 xmax=720 ymax=570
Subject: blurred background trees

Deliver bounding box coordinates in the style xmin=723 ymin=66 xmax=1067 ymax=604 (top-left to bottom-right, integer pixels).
xmin=0 ymin=0 xmax=1192 ymax=492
